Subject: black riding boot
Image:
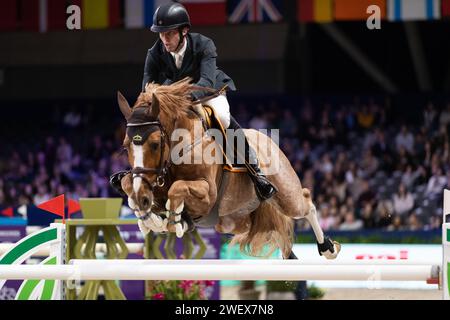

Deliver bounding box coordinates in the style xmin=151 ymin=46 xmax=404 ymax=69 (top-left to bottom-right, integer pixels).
xmin=228 ymin=116 xmax=277 ymax=201
xmin=109 ymin=170 xmax=129 ymax=197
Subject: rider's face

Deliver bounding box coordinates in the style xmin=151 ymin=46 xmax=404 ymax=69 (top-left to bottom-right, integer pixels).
xmin=159 ymin=30 xmax=181 ymax=52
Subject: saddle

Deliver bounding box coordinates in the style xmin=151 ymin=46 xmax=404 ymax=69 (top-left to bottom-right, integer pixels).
xmin=193 ymin=104 xmax=247 ymax=173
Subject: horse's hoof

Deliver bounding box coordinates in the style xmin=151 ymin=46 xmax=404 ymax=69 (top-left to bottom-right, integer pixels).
xmin=327 ymin=241 xmax=341 ymax=259
xmin=138 ymin=220 xmax=150 ymax=235
xmin=150 ymin=213 xmax=163 ymax=227
xmin=175 ymin=223 xmax=184 ymax=238
xmin=318 ymin=237 xmax=341 ymax=260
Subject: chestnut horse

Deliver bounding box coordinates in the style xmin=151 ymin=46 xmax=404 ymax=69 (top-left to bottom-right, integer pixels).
xmin=117 ymin=78 xmax=340 ymax=259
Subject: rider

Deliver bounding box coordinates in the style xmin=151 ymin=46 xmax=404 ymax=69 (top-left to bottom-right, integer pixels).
xmin=110 ymin=1 xmax=276 ymax=201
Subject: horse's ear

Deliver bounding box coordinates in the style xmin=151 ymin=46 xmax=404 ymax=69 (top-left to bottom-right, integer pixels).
xmin=150 ymin=93 xmax=160 ymax=118
xmin=117 ymin=91 xmax=132 ymax=120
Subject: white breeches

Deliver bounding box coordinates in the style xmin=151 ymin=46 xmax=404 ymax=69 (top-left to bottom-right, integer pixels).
xmin=204 ymin=93 xmax=231 ymax=128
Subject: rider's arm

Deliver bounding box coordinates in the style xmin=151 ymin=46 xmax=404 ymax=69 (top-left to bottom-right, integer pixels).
xmin=142 ymin=50 xmax=160 ymax=92
xmin=192 ymin=39 xmax=217 ymax=100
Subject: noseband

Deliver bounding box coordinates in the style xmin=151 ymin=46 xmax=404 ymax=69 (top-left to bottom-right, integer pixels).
xmin=126 ymin=120 xmax=171 ymax=192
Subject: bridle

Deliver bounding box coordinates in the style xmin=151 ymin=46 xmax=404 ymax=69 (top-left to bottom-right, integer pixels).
xmin=126 ymin=120 xmax=171 ymax=192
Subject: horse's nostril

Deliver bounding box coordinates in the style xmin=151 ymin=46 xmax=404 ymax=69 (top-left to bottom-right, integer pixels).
xmin=142 ymin=197 xmax=150 ymax=210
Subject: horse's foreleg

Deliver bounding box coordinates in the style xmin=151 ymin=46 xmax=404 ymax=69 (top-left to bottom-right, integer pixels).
xmin=121 ymin=173 xmax=165 ymax=234
xmin=305 ymin=202 xmax=341 ymax=259
xmin=166 ymin=179 xmax=213 ymax=238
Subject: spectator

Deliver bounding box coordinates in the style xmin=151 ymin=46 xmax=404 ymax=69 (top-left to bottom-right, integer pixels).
xmin=407 ymin=212 xmax=423 ymax=231
xmin=357 ymin=180 xmax=376 ymax=209
xmin=392 ymin=184 xmax=414 ymax=216
xmin=387 ymin=215 xmax=405 ymax=231
xmin=423 ymin=102 xmax=438 ymax=131
xmin=425 ymin=166 xmax=447 ymax=199
xmin=401 ymin=165 xmax=422 ymax=190
xmin=360 ymin=149 xmax=379 ymax=178
xmin=439 ymin=103 xmax=450 ymax=132
xmin=360 ymin=203 xmax=377 ymax=229
xmin=376 ymin=201 xmax=393 ymax=229
xmin=318 ymin=205 xmax=335 ymax=231
xmin=249 ymin=113 xmax=268 ymax=131
xmin=357 ymin=105 xmax=375 ymax=129
xmin=339 ymin=210 xmax=363 ymax=231
xmin=395 ymin=125 xmax=415 ymax=155
xmin=33 ymin=185 xmax=50 ymax=206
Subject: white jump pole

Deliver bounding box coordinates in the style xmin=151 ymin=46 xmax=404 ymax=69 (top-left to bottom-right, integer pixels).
xmin=70 ymin=259 xmax=440 ymax=266
xmin=443 ymin=189 xmax=450 ymax=299
xmin=0 ymin=261 xmax=439 ymax=282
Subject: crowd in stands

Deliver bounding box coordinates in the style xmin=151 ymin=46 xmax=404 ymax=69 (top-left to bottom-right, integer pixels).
xmin=0 ymin=96 xmax=449 ymax=232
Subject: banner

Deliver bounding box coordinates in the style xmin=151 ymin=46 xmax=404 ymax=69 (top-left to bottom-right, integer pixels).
xmin=388 ymin=0 xmax=441 ymax=21
xmin=335 ymin=0 xmax=387 ymax=21
xmin=228 ymin=0 xmax=284 ymax=24
xmin=180 ymin=0 xmax=226 ymax=25
xmin=297 ymin=0 xmax=333 ymax=23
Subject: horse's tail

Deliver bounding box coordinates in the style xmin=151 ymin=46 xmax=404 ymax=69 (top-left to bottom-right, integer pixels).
xmin=230 ymin=198 xmax=294 ymax=258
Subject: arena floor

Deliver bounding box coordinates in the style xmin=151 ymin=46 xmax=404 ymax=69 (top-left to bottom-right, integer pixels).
xmin=220 ymin=285 xmax=442 ymax=300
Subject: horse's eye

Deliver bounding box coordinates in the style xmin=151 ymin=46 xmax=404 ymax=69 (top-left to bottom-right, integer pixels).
xmin=150 ymin=142 xmax=159 ymax=151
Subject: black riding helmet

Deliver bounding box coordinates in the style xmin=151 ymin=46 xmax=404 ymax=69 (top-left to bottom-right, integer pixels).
xmin=151 ymin=2 xmax=191 ymax=33
xmin=151 ymin=2 xmax=191 ymax=52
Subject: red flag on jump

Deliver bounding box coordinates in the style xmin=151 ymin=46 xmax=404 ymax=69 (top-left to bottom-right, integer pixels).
xmin=68 ymin=199 xmax=81 ymax=216
xmin=1 ymin=207 xmax=14 ymax=217
xmin=37 ymin=194 xmax=65 ymax=222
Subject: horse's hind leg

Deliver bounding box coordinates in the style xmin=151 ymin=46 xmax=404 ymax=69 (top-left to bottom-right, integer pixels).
xmin=303 ymin=190 xmax=341 ymax=259
xmin=286 ymin=250 xmax=297 ymax=259
xmin=283 ymin=249 xmax=309 ymax=300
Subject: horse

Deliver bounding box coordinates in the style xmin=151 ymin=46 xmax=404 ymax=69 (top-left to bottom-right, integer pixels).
xmin=117 ymin=78 xmax=340 ymax=260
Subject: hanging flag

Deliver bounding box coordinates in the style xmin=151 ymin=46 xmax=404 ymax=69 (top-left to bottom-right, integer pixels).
xmin=80 ymin=0 xmax=121 ymax=29
xmin=20 ymin=0 xmax=62 ymax=32
xmin=46 ymin=0 xmax=68 ymax=31
xmin=179 ymin=0 xmax=226 ymax=25
xmin=388 ymin=0 xmax=440 ymax=21
xmin=68 ymin=199 xmax=81 ymax=216
xmin=83 ymin=0 xmax=107 ymax=29
xmin=37 ymin=194 xmax=65 ymax=222
xmin=21 ymin=0 xmax=40 ymax=31
xmin=297 ymin=0 xmax=333 ymax=23
xmin=442 ymin=0 xmax=450 ymax=17
xmin=228 ymin=0 xmax=284 ymax=24
xmin=334 ymin=0 xmax=387 ymax=21
xmin=1 ymin=207 xmax=14 ymax=217
xmin=0 ymin=0 xmax=17 ymax=31
xmin=125 ymin=0 xmax=171 ymax=29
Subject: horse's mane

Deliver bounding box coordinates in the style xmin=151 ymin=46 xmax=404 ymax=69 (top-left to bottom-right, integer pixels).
xmin=135 ymin=77 xmax=197 ymax=120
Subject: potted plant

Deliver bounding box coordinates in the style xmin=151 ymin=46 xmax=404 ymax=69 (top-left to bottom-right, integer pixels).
xmin=146 ymin=280 xmax=215 ymax=300
xmin=265 ymin=281 xmax=297 ymax=300
xmin=238 ymin=280 xmax=261 ymax=300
